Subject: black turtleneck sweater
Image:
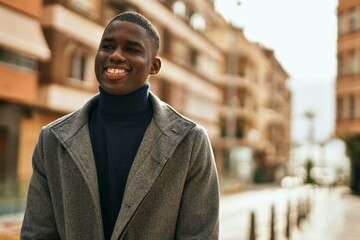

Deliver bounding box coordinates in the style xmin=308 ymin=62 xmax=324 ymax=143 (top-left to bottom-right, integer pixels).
xmin=88 ymin=85 xmax=153 ymax=240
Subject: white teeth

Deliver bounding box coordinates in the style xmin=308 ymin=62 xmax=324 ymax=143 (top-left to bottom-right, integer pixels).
xmin=107 ymin=68 xmax=126 ymax=74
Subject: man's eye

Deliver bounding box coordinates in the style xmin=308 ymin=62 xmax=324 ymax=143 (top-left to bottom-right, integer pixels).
xmin=127 ymin=47 xmax=141 ymax=52
xmin=101 ymin=45 xmax=113 ymax=49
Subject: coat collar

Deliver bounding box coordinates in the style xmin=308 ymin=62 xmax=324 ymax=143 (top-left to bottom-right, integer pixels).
xmin=112 ymin=93 xmax=196 ymax=239
xmin=49 ymin=92 xmax=196 ymax=239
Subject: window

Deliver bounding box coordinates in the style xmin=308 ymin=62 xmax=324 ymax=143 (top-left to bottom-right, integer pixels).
xmin=190 ymin=13 xmax=206 ymax=30
xmin=238 ymin=89 xmax=245 ymax=107
xmin=338 ymin=55 xmax=344 ymax=76
xmin=350 ymin=8 xmax=357 ymax=32
xmin=69 ymin=49 xmax=88 ymax=82
xmin=190 ymin=48 xmax=198 ymax=66
xmin=338 ymin=12 xmax=345 ymax=34
xmin=236 ymin=119 xmax=244 ymax=139
xmin=0 ymin=47 xmax=37 ymax=71
xmin=162 ymin=29 xmax=171 ymax=55
xmin=70 ymin=0 xmax=97 ymax=14
xmin=350 ymin=95 xmax=356 ymax=119
xmin=337 ymin=96 xmax=343 ymax=120
xmin=172 ymin=1 xmax=186 ymax=17
xmin=160 ymin=80 xmax=171 ymax=103
xmin=0 ymin=126 xmax=8 ymax=181
xmin=350 ymin=51 xmax=357 ymax=74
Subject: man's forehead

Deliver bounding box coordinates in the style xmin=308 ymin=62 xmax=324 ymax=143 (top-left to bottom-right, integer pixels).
xmin=101 ymin=19 xmax=157 ymax=54
xmin=105 ymin=20 xmax=146 ymax=33
xmin=102 ymin=23 xmax=148 ymax=41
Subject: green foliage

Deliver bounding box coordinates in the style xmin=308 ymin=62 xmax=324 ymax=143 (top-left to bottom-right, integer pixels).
xmin=347 ymin=137 xmax=360 ymax=166
xmin=305 ymin=159 xmax=315 ymax=184
xmin=346 ymin=136 xmax=360 ymax=194
xmin=253 ymin=168 xmax=269 ymax=183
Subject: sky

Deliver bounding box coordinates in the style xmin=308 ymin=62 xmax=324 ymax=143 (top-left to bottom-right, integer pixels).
xmin=214 ymin=0 xmax=339 ymax=145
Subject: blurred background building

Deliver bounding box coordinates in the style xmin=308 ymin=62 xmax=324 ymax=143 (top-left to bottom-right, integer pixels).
xmin=0 ymin=0 xmax=291 ymax=201
xmin=0 ymin=0 xmax=52 ymax=197
xmin=336 ymin=0 xmax=360 ymax=194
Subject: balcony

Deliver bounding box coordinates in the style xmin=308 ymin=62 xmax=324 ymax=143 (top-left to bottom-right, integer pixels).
xmin=0 ymin=64 xmax=38 ymax=105
xmin=38 ymin=83 xmax=96 ymax=113
xmin=221 ymin=75 xmax=257 ymax=98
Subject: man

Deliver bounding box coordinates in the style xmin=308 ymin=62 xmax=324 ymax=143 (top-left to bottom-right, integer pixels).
xmin=21 ymin=12 xmax=219 ymax=240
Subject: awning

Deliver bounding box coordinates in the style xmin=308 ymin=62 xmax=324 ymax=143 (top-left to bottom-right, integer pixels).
xmin=0 ymin=5 xmax=51 ymax=61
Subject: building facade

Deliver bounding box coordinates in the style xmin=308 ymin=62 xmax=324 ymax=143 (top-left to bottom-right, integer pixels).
xmin=0 ymin=0 xmax=52 ymax=192
xmin=0 ymin=0 xmax=291 ymax=195
xmin=204 ymin=26 xmax=291 ymax=182
xmin=336 ymin=0 xmax=360 ymax=193
xmin=336 ymin=0 xmax=360 ymax=137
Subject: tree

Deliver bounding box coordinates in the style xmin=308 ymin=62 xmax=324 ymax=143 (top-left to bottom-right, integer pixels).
xmin=346 ymin=136 xmax=360 ymax=194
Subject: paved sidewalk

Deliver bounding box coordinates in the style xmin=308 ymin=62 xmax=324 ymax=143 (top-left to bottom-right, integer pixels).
xmin=292 ymin=187 xmax=360 ymax=240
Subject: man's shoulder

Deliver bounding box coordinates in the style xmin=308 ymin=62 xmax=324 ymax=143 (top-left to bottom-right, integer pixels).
xmin=149 ymin=92 xmax=206 ymax=135
xmin=150 ymin=93 xmax=196 ymax=124
xmin=45 ymin=111 xmax=79 ymax=130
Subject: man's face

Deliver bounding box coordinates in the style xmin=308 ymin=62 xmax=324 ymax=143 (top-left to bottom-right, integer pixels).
xmin=95 ymin=20 xmax=161 ymax=95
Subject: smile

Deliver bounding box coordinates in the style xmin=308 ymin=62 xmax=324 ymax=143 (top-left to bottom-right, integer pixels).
xmin=106 ymin=68 xmax=127 ymax=74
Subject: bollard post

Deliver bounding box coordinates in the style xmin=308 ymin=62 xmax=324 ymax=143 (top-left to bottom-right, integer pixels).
xmin=249 ymin=211 xmax=256 ymax=240
xmin=306 ymin=193 xmax=311 ymax=217
xmin=296 ymin=200 xmax=302 ymax=228
xmin=285 ymin=201 xmax=291 ymax=239
xmin=302 ymin=198 xmax=307 ymax=220
xmin=270 ymin=205 xmax=275 ymax=240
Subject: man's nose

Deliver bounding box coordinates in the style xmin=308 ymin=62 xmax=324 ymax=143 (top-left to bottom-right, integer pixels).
xmin=110 ymin=47 xmax=125 ymax=62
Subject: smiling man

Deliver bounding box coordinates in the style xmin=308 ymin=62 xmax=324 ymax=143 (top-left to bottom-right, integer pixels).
xmin=21 ymin=12 xmax=219 ymax=240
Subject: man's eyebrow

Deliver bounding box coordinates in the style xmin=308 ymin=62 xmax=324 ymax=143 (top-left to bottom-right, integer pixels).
xmin=127 ymin=40 xmax=144 ymax=48
xmin=102 ymin=37 xmax=114 ymax=43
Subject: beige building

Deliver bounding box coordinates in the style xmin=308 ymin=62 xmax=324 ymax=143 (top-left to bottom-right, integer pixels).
xmin=205 ymin=26 xmax=291 ymax=182
xmin=336 ymin=0 xmax=360 ymax=193
xmin=0 ymin=0 xmax=291 ymax=193
xmin=0 ymin=0 xmax=52 ymax=191
xmin=336 ymin=0 xmax=360 ymax=137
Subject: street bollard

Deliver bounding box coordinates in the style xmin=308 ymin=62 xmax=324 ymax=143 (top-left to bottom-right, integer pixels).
xmin=306 ymin=193 xmax=311 ymax=217
xmin=303 ymin=199 xmax=307 ymax=220
xmin=270 ymin=205 xmax=275 ymax=240
xmin=285 ymin=201 xmax=291 ymax=239
xmin=297 ymin=198 xmax=308 ymax=228
xmin=296 ymin=200 xmax=303 ymax=228
xmin=249 ymin=211 xmax=256 ymax=240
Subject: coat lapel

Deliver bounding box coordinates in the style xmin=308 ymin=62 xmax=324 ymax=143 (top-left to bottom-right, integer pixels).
xmin=50 ymin=95 xmax=104 ymax=236
xmin=111 ymin=93 xmax=195 ymax=239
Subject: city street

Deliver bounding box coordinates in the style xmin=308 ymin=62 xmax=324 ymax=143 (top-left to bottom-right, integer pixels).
xmin=220 ymin=185 xmax=360 ymax=240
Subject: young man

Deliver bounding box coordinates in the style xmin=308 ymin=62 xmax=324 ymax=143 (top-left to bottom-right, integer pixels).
xmin=21 ymin=12 xmax=219 ymax=240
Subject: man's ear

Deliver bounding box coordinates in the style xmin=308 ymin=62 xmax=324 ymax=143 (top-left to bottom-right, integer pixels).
xmin=150 ymin=57 xmax=161 ymax=75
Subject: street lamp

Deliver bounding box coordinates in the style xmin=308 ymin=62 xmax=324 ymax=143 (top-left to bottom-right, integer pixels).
xmin=304 ymin=110 xmax=316 ymax=144
xmin=304 ymin=109 xmax=316 ymax=184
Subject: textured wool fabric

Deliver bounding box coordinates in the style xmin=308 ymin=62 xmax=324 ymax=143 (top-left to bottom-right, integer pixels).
xmin=21 ymin=92 xmax=219 ymax=240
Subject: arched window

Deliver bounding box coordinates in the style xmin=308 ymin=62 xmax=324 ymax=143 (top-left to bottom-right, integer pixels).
xmin=69 ymin=49 xmax=87 ymax=82
xmin=190 ymin=13 xmax=206 ymax=30
xmin=172 ymin=1 xmax=186 ymax=17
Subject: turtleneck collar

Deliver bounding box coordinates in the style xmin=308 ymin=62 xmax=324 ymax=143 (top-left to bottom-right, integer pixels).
xmin=98 ymin=84 xmax=151 ymax=117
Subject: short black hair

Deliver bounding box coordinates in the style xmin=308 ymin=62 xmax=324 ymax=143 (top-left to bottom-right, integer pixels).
xmin=107 ymin=11 xmax=160 ymax=55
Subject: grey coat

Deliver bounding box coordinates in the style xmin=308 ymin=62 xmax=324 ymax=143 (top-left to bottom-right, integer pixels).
xmin=21 ymin=92 xmax=219 ymax=240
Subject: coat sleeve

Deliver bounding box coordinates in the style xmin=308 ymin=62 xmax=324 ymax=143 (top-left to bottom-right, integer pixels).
xmin=20 ymin=129 xmax=61 ymax=240
xmin=175 ymin=126 xmax=220 ymax=240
